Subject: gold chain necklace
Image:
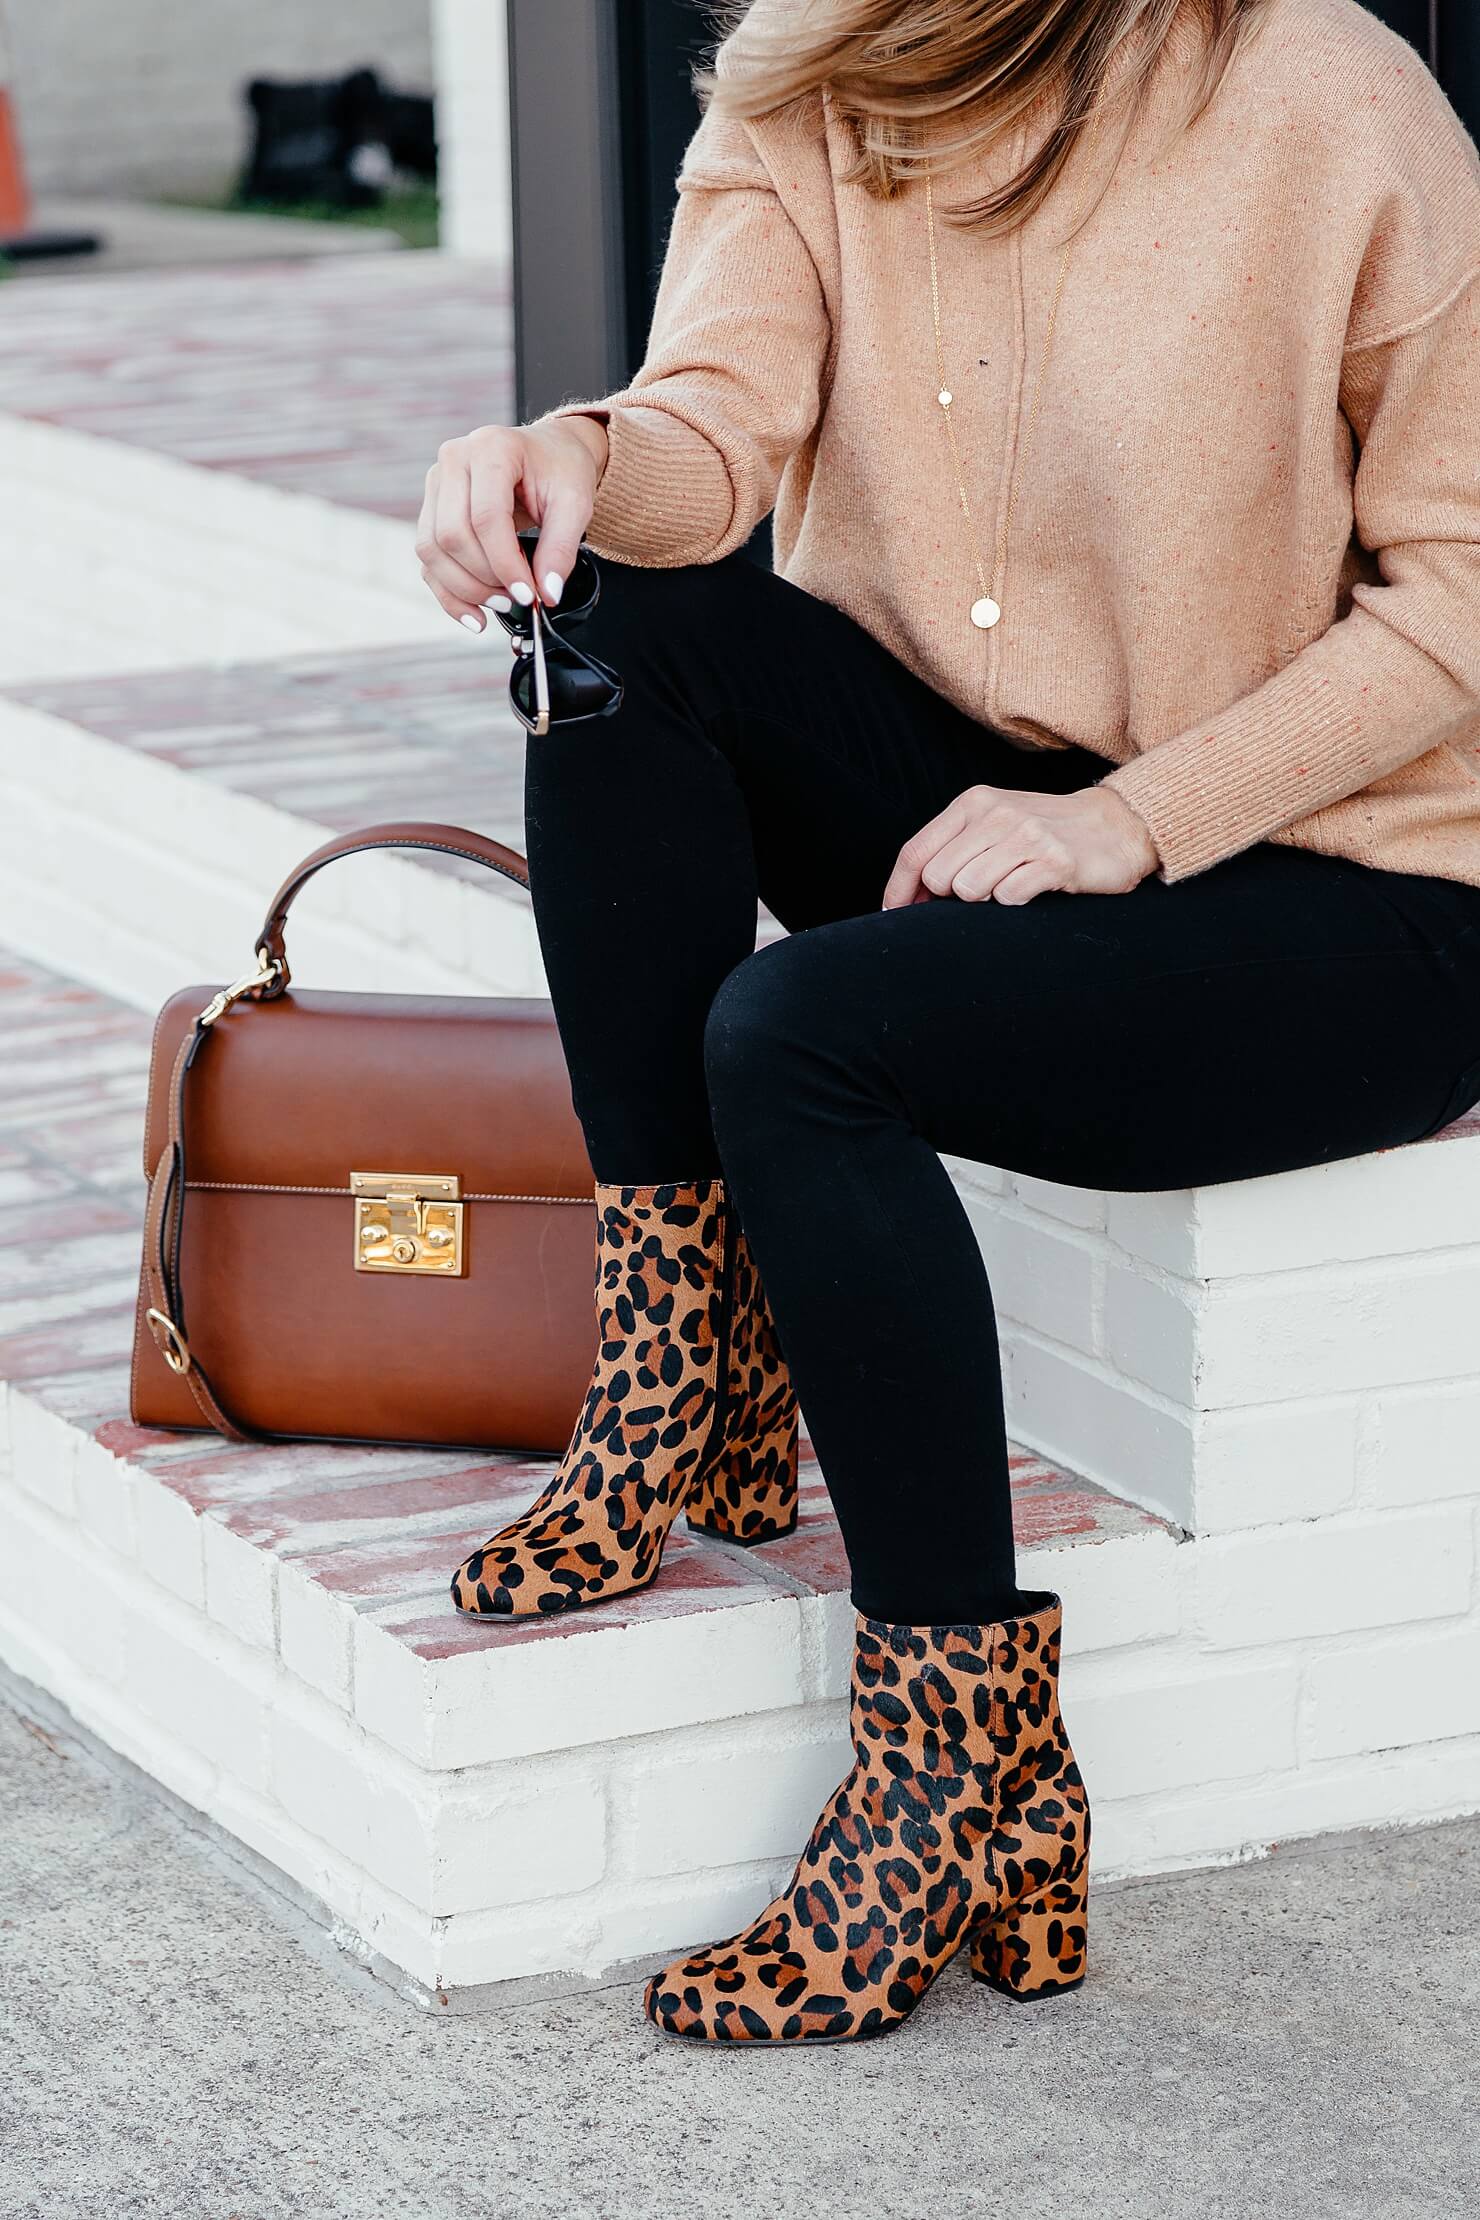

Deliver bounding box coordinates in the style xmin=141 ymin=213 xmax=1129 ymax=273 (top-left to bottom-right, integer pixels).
xmin=925 ymin=108 xmax=1106 ymax=632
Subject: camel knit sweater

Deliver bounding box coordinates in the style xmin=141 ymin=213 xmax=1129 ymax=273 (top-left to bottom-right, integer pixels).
xmin=544 ymin=0 xmax=1480 ymax=887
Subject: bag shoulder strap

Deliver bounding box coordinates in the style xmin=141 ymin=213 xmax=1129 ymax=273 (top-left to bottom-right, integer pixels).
xmin=143 ymin=1023 xmax=255 ymax=1441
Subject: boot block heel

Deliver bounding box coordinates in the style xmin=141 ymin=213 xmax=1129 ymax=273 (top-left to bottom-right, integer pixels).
xmin=970 ymin=1865 xmax=1089 ymax=2001
xmin=686 ymin=1409 xmax=799 ymax=1545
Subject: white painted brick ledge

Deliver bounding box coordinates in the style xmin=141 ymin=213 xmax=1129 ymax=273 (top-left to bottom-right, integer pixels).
xmin=4 ymin=1370 xmax=1480 ymax=2000
xmin=0 ymin=415 xmax=444 ymax=686
xmin=950 ymin=1119 xmax=1480 ymax=1535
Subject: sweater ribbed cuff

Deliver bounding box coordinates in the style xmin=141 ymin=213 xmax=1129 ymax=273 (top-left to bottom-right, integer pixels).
xmin=1102 ymin=665 xmax=1371 ymax=884
xmin=1100 ymin=749 xmax=1233 ymax=883
xmin=541 ymin=398 xmax=738 ymax=567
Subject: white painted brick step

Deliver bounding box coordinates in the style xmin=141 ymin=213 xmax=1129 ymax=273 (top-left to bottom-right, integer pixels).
xmin=0 ymin=645 xmax=539 ymax=1012
xmin=0 ymin=943 xmax=1160 ymax=1997
xmin=0 ymin=414 xmax=446 ymax=688
xmin=3 ymin=944 xmax=1479 ymax=2001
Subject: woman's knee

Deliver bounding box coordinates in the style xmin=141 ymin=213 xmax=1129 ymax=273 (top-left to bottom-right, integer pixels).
xmin=702 ymin=933 xmax=871 ymax=1136
xmin=703 ymin=948 xmax=787 ymax=1106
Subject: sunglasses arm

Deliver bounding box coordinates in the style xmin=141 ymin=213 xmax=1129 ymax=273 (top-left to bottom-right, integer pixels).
xmin=528 ymin=602 xmax=551 ymax=737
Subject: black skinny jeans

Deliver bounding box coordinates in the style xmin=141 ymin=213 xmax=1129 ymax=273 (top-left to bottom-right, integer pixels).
xmin=525 ymin=551 xmax=1480 ymax=1625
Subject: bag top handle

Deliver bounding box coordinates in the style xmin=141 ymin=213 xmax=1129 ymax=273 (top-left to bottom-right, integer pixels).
xmin=253 ymin=821 xmax=530 ymax=995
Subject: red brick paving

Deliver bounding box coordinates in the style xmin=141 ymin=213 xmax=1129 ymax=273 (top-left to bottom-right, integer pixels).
xmin=0 ymin=947 xmax=1171 ymax=1656
xmin=0 ymin=253 xmax=512 ymax=521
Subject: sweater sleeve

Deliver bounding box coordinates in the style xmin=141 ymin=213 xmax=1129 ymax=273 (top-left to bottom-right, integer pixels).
xmin=535 ymin=102 xmax=831 ymax=567
xmin=1104 ymin=92 xmax=1480 ymax=883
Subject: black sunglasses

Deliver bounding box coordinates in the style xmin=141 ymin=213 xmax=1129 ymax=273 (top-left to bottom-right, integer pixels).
xmin=494 ymin=529 xmax=624 ymax=736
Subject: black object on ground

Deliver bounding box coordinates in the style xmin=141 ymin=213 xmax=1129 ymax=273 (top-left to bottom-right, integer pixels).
xmin=239 ymin=68 xmax=436 ymax=211
xmin=0 ymin=225 xmax=98 ymax=262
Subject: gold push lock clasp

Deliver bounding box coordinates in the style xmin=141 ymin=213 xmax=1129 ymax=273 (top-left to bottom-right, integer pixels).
xmin=351 ymin=1172 xmax=465 ymax=1276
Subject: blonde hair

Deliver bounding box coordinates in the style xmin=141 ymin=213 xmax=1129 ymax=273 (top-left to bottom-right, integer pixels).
xmin=698 ymin=0 xmax=1272 ymax=233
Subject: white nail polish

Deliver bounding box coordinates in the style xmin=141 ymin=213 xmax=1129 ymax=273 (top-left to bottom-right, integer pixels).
xmin=459 ymin=613 xmax=484 ymax=632
xmin=484 ymin=593 xmax=513 ymax=613
xmin=509 ymin=581 xmax=535 ymax=606
xmin=543 ymin=571 xmax=564 ymax=604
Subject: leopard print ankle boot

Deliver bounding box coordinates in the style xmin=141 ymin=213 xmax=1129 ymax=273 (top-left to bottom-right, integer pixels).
xmin=645 ymin=1596 xmax=1089 ymax=2043
xmin=450 ymin=1180 xmax=798 ymax=1618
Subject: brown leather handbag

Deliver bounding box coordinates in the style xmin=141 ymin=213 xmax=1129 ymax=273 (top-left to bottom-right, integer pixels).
xmin=130 ymin=822 xmax=597 ymax=1453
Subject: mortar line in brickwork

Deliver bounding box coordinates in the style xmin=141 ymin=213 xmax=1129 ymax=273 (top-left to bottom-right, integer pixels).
xmin=994 ymin=1192 xmax=1105 ymax=1232
xmin=1013 ymin=1313 xmax=1480 ymax=1411
xmin=1004 ymin=1316 xmax=1189 ymax=1406
xmin=1117 ymin=1235 xmax=1480 ymax=1292
xmin=1350 ymin=1397 xmax=1385 ymax=1511
xmin=1089 ymin=1247 xmax=1109 ymax=1360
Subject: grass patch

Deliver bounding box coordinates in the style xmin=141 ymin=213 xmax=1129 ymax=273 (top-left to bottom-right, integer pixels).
xmin=175 ymin=182 xmax=439 ymax=250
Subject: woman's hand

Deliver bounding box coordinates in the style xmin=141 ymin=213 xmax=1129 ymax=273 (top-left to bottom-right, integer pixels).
xmin=883 ymin=782 xmax=1158 ymax=909
xmin=416 ymin=416 xmax=609 ymax=633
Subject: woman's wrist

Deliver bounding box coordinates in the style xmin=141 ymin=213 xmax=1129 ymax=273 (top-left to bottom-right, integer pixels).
xmin=1094 ymin=783 xmax=1160 ymax=882
xmin=557 ymin=411 xmax=611 ymax=486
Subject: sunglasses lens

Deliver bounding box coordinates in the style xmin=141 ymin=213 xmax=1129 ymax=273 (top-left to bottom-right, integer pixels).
xmin=566 ymin=547 xmax=599 ymax=607
xmin=514 ymin=530 xmax=599 ymax=616
xmin=511 ymin=645 xmax=619 ymax=728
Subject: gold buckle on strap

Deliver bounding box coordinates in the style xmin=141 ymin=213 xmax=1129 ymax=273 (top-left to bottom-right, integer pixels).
xmin=351 ymin=1173 xmax=465 ymax=1276
xmin=197 ymin=947 xmax=283 ymax=1029
xmin=146 ymin=1307 xmax=192 ymax=1375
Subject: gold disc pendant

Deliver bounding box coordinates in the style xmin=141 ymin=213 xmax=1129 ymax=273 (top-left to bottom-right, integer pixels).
xmin=970 ymin=596 xmax=1001 ymax=630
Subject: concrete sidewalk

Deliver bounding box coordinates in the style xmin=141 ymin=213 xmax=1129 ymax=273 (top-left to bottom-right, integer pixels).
xmin=12 ymin=200 xmax=404 ymax=277
xmin=0 ymin=1689 xmax=1475 ymax=2220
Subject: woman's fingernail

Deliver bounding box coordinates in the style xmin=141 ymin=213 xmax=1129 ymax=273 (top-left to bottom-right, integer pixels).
xmin=509 ymin=581 xmax=535 ymax=606
xmin=484 ymin=593 xmax=513 ymax=613
xmin=543 ymin=571 xmax=564 ymax=604
xmin=459 ymin=612 xmax=485 ymax=633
